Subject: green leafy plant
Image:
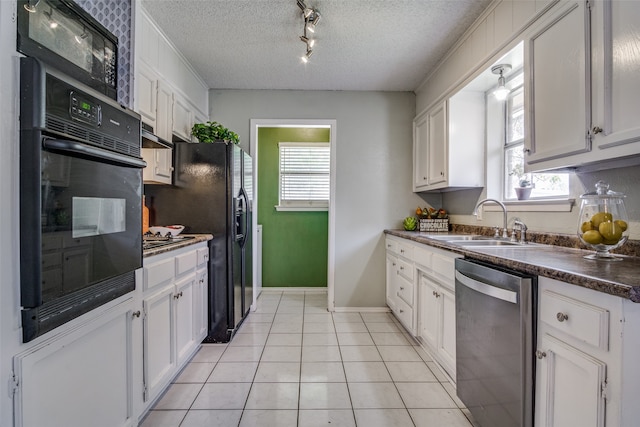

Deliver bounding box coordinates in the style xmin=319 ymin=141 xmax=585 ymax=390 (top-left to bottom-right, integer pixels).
xmin=509 ymin=163 xmax=532 ymax=187
xmin=191 ymin=121 xmax=240 ymax=144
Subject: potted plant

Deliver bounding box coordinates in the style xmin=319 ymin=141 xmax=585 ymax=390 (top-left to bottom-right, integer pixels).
xmin=509 ymin=164 xmax=533 ymax=200
xmin=191 ymin=121 xmax=240 ymax=144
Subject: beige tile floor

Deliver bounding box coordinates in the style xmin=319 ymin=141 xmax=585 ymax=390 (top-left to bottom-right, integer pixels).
xmin=141 ymin=291 xmax=476 ymax=427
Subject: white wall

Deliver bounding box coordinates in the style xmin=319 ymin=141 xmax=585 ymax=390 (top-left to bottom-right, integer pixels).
xmin=209 ymin=90 xmax=424 ymax=307
xmin=0 ymin=0 xmax=22 ymax=422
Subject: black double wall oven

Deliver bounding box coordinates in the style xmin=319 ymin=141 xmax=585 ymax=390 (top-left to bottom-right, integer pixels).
xmin=19 ymin=57 xmax=145 ymax=342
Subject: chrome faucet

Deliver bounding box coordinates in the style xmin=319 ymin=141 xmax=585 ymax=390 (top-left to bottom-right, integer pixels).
xmin=473 ymin=198 xmax=508 ymax=239
xmin=509 ymin=217 xmax=528 ymax=244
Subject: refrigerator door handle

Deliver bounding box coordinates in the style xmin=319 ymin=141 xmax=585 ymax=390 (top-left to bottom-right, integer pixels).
xmin=238 ymin=188 xmax=249 ymax=248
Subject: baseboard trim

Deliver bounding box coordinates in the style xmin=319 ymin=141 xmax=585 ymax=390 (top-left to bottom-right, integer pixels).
xmin=333 ymin=307 xmax=391 ymax=313
xmin=260 ymin=287 xmax=328 ymax=293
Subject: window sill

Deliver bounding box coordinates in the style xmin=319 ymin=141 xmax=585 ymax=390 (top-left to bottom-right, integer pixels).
xmin=275 ymin=205 xmax=328 ymax=212
xmin=483 ymin=198 xmax=575 ymax=212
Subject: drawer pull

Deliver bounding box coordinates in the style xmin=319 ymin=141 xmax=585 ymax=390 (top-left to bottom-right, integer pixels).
xmin=132 ymin=310 xmax=141 ymax=318
xmin=536 ymin=350 xmax=547 ymax=359
xmin=556 ymin=312 xmax=569 ymax=322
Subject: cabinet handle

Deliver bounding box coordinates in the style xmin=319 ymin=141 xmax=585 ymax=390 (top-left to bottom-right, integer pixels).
xmin=400 ymin=266 xmax=404 ymax=270
xmin=536 ymin=350 xmax=547 ymax=359
xmin=387 ymin=244 xmax=391 ymax=248
xmin=399 ymin=309 xmax=404 ymax=313
xmin=392 ymin=262 xmax=396 ymax=267
xmin=132 ymin=310 xmax=141 ymax=318
xmin=440 ymin=171 xmax=444 ymax=176
xmin=524 ymin=148 xmax=531 ymax=154
xmin=423 ymin=177 xmax=427 ymax=180
xmin=556 ymin=312 xmax=569 ymax=322
xmin=432 ymin=290 xmax=437 ymax=296
xmin=400 ymin=249 xmax=405 ymax=254
xmin=174 ymin=291 xmax=183 ymax=299
xmin=592 ymin=126 xmax=603 ymax=134
xmin=400 ymin=287 xmax=404 ymax=290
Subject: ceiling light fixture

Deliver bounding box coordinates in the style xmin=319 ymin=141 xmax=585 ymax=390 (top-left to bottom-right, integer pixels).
xmin=491 ymin=64 xmax=512 ymax=101
xmin=23 ymin=0 xmax=40 ymax=13
xmin=297 ymin=0 xmax=320 ymax=63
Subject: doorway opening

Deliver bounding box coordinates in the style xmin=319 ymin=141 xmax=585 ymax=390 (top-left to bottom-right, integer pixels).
xmin=250 ymin=119 xmax=336 ymax=312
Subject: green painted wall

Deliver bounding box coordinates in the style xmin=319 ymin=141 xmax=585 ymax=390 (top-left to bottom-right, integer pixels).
xmin=258 ymin=127 xmax=329 ymax=287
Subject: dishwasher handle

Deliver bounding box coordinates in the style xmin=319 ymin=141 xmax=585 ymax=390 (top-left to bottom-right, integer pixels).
xmin=455 ymin=270 xmax=518 ymax=304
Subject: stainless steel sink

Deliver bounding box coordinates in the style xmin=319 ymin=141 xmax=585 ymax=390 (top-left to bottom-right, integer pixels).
xmin=426 ymin=235 xmax=489 ymax=241
xmin=453 ymin=240 xmax=521 ymax=246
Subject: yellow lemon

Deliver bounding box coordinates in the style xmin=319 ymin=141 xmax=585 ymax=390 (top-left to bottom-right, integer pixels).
xmin=615 ymin=219 xmax=628 ymax=232
xmin=580 ymin=221 xmax=594 ymax=233
xmin=590 ymin=212 xmax=613 ymax=228
xmin=599 ymin=221 xmax=622 ymax=243
xmin=582 ymin=230 xmax=604 ymax=245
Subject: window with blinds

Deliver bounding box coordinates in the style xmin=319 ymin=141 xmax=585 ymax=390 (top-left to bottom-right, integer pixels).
xmin=278 ymin=142 xmax=330 ymax=210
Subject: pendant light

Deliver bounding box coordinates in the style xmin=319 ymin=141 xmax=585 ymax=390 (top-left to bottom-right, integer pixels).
xmin=491 ymin=64 xmax=512 ymax=101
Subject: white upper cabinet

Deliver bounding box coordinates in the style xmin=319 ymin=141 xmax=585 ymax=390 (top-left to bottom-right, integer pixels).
xmin=525 ymin=0 xmax=640 ymax=171
xmin=413 ymin=91 xmax=484 ymax=192
xmin=590 ymin=0 xmax=640 ymax=152
xmin=525 ymin=1 xmax=590 ymax=165
xmin=134 ymin=8 xmax=208 ymax=139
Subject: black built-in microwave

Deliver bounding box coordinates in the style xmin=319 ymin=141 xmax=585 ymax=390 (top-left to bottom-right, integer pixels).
xmin=17 ymin=0 xmax=118 ymax=100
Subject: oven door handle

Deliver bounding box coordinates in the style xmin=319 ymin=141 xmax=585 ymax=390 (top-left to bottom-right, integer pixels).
xmin=455 ymin=270 xmax=518 ymax=304
xmin=43 ymin=138 xmax=147 ymax=169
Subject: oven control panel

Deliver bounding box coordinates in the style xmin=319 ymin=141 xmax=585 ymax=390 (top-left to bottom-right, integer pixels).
xmin=69 ymin=91 xmax=101 ymax=126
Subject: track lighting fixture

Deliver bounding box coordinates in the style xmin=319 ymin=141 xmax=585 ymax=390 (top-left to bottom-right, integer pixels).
xmin=297 ymin=0 xmax=320 ymax=62
xmin=491 ymin=64 xmax=512 ymax=101
xmin=24 ymin=0 xmax=40 ymax=13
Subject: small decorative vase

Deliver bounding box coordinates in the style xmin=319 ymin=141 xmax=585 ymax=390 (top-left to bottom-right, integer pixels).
xmin=514 ymin=187 xmax=532 ymax=200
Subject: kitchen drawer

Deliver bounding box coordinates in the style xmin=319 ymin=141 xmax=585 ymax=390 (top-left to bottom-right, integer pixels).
xmin=196 ymin=247 xmax=209 ymax=266
xmin=413 ymin=246 xmax=432 ymax=269
xmin=175 ymin=250 xmax=197 ymax=276
xmin=397 ymin=241 xmax=414 ymax=260
xmin=431 ymin=252 xmax=457 ymax=284
xmin=397 ymin=258 xmax=414 ymax=281
xmin=144 ymin=257 xmax=175 ymax=291
xmin=393 ymin=296 xmax=413 ymax=331
xmin=540 ymin=290 xmax=609 ymax=350
xmin=397 ymin=275 xmax=414 ymax=306
xmin=385 ymin=239 xmax=398 ymax=254
xmin=63 ymin=235 xmax=91 ymax=248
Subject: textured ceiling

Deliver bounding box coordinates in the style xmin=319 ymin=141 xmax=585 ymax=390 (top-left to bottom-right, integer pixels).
xmin=140 ymin=0 xmax=493 ymax=91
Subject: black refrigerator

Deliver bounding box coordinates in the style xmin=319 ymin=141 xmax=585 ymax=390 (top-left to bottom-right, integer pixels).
xmin=145 ymin=141 xmax=253 ymax=342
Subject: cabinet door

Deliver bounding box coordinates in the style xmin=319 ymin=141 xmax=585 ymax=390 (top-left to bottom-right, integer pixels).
xmin=136 ymin=64 xmax=158 ymax=128
xmin=175 ymin=275 xmax=197 ymax=367
xmin=172 ymin=94 xmax=193 ymax=141
xmin=418 ymin=274 xmax=440 ymax=351
xmin=156 ymin=80 xmax=174 ymax=142
xmin=194 ymin=268 xmax=208 ymax=340
xmin=535 ymin=334 xmax=606 ymax=427
xmin=143 ymin=286 xmax=175 ymax=403
xmin=386 ymin=253 xmax=399 ymax=311
xmin=591 ymin=0 xmax=640 ymax=151
xmin=413 ymin=113 xmax=430 ymax=190
xmin=427 ymin=101 xmax=447 ymax=186
xmin=14 ymin=300 xmax=136 ymax=427
xmin=525 ymin=2 xmax=591 ymax=165
xmin=438 ymin=285 xmax=456 ymax=377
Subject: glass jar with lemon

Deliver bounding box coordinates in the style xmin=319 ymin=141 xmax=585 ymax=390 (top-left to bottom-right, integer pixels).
xmin=578 ymin=181 xmax=629 ymax=260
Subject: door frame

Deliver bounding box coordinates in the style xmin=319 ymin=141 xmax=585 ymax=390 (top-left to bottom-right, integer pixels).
xmin=249 ymin=119 xmax=337 ymax=311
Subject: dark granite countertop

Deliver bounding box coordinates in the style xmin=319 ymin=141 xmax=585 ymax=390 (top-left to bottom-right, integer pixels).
xmin=143 ymin=234 xmax=213 ymax=258
xmin=384 ymin=229 xmax=640 ymax=303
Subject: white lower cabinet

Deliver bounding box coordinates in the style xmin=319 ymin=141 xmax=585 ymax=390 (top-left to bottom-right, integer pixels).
xmin=533 ymin=276 xmax=640 ymax=427
xmin=385 ymin=237 xmax=417 ymax=335
xmin=416 ymin=248 xmax=459 ymax=380
xmin=13 ymin=298 xmax=138 ymax=427
xmin=536 ymin=334 xmax=606 ymax=427
xmin=385 ymin=235 xmax=459 ymax=379
xmin=141 ymin=242 xmax=208 ymax=408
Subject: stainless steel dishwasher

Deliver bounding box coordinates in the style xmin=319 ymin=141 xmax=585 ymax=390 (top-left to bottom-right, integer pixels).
xmin=455 ymin=258 xmax=536 ymax=427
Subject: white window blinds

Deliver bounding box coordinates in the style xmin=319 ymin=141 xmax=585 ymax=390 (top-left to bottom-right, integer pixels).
xmin=278 ymin=142 xmax=330 ymax=209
